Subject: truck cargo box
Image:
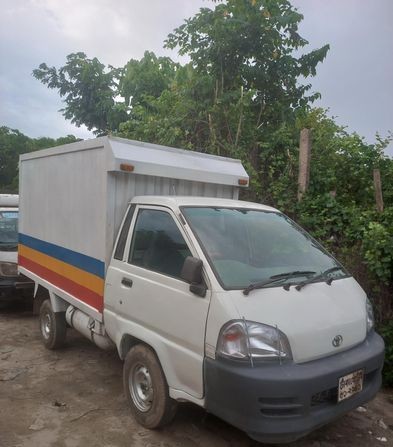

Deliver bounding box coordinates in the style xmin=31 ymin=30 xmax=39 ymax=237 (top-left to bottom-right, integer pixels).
xmin=18 ymin=136 xmax=248 ymax=318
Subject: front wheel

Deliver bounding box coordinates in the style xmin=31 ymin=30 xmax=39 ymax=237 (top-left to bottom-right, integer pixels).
xmin=123 ymin=344 xmax=177 ymax=429
xmin=39 ymin=299 xmax=66 ymax=349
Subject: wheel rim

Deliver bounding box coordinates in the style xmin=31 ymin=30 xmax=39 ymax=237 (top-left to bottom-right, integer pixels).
xmin=41 ymin=312 xmax=51 ymax=340
xmin=129 ymin=363 xmax=154 ymax=412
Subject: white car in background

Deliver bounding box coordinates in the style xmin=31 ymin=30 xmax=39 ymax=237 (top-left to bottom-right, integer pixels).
xmin=0 ymin=194 xmax=33 ymax=303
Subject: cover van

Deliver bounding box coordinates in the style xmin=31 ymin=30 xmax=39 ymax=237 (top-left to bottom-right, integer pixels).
xmin=18 ymin=137 xmax=384 ymax=443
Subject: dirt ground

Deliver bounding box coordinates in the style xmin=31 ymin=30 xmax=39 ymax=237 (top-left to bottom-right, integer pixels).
xmin=1 ymin=299 xmax=392 ymax=447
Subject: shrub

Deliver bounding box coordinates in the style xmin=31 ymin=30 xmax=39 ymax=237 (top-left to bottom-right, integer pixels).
xmin=362 ymin=221 xmax=393 ymax=284
xmin=379 ymin=321 xmax=393 ymax=387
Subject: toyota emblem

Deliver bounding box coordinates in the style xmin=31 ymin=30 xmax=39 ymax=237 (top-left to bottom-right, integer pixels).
xmin=332 ymin=335 xmax=343 ymax=347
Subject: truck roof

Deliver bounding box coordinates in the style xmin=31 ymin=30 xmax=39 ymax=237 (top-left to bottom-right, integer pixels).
xmin=20 ymin=136 xmax=248 ymax=188
xmin=130 ymin=195 xmax=278 ymax=212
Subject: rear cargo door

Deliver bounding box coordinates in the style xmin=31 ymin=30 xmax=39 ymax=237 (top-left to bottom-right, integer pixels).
xmin=104 ymin=205 xmax=210 ymax=399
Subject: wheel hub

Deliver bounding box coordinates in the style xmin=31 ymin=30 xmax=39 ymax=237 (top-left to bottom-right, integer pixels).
xmin=130 ymin=363 xmax=154 ymax=412
xmin=41 ymin=313 xmax=51 ymax=339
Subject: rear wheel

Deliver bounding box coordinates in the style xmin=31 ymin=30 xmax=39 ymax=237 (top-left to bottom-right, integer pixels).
xmin=39 ymin=299 xmax=66 ymax=349
xmin=123 ymin=344 xmax=177 ymax=429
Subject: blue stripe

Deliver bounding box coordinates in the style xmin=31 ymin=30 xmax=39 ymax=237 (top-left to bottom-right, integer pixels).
xmin=19 ymin=233 xmax=105 ymax=278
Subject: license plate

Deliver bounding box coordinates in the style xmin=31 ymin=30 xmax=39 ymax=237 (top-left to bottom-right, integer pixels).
xmin=338 ymin=369 xmax=364 ymax=402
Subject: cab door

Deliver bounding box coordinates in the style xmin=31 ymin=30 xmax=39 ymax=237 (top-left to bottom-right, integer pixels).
xmin=104 ymin=205 xmax=210 ymax=399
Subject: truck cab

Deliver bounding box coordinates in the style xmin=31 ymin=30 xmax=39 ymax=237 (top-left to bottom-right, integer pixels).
xmin=103 ymin=195 xmax=384 ymax=443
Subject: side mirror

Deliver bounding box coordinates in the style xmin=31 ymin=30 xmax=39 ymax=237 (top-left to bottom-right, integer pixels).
xmin=180 ymin=256 xmax=206 ymax=297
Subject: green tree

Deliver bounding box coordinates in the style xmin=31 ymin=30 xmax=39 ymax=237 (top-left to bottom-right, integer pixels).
xmin=33 ymin=53 xmax=127 ymax=135
xmin=119 ymin=63 xmax=216 ymax=149
xmin=120 ymin=51 xmax=179 ymax=107
xmin=120 ymin=0 xmax=329 ymax=203
xmin=166 ymin=0 xmax=328 ymax=114
xmin=0 ymin=126 xmax=79 ymax=192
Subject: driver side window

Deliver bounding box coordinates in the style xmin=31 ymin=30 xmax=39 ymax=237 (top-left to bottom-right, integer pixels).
xmin=128 ymin=209 xmax=192 ymax=280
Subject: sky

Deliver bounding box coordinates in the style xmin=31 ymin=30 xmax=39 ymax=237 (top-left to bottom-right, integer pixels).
xmin=0 ymin=0 xmax=392 ymax=154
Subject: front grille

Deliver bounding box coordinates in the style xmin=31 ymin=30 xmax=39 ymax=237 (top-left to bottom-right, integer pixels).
xmin=257 ymin=368 xmax=380 ymax=418
xmin=311 ymin=387 xmax=338 ymax=406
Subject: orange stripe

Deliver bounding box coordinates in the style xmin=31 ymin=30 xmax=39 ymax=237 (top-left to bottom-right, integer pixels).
xmin=19 ymin=244 xmax=104 ymax=296
xmin=19 ymin=255 xmax=103 ymax=312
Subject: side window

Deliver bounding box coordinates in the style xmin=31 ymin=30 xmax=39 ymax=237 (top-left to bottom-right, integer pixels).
xmin=128 ymin=209 xmax=192 ymax=279
xmin=114 ymin=205 xmax=135 ymax=260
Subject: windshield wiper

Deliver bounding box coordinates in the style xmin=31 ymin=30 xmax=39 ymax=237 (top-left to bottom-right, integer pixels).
xmin=243 ymin=277 xmax=287 ymax=296
xmin=270 ymin=270 xmax=316 ymax=280
xmin=243 ymin=270 xmax=316 ymax=296
xmin=295 ymin=266 xmax=345 ymax=291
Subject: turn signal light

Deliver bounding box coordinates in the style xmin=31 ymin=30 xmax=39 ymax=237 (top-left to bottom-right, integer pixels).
xmin=238 ymin=178 xmax=248 ymax=186
xmin=120 ymin=163 xmax=135 ymax=172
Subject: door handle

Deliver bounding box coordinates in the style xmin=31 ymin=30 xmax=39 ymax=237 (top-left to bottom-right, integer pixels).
xmin=121 ymin=277 xmax=133 ymax=288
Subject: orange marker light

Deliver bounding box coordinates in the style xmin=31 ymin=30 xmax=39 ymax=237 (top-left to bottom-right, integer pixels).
xmin=238 ymin=178 xmax=248 ymax=186
xmin=120 ymin=163 xmax=134 ymax=172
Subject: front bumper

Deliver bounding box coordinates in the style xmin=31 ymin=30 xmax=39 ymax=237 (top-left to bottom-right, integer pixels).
xmin=205 ymin=331 xmax=385 ymax=444
xmin=0 ymin=275 xmax=34 ymax=299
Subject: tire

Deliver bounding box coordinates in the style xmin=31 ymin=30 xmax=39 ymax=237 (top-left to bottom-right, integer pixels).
xmin=123 ymin=344 xmax=177 ymax=429
xmin=39 ymin=299 xmax=66 ymax=349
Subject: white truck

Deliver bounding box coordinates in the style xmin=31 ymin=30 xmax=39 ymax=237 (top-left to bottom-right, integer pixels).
xmin=18 ymin=136 xmax=384 ymax=443
xmin=0 ymin=194 xmax=32 ymax=302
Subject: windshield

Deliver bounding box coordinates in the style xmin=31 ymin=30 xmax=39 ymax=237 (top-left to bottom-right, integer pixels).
xmin=181 ymin=207 xmax=347 ymax=289
xmin=0 ymin=210 xmax=18 ymax=249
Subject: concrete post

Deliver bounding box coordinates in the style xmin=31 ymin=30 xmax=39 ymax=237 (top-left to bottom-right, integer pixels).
xmin=298 ymin=128 xmax=311 ymax=201
xmin=373 ymin=168 xmax=384 ymax=213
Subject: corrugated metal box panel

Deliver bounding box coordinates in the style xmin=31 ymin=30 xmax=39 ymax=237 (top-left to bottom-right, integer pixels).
xmin=19 ymin=145 xmax=107 ymax=262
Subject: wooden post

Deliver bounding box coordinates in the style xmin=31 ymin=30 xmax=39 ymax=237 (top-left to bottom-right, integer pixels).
xmin=373 ymin=168 xmax=384 ymax=213
xmin=298 ymin=128 xmax=311 ymax=201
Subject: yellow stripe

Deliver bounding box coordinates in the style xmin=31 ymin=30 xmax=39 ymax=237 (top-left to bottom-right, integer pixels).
xmin=19 ymin=244 xmax=104 ymax=295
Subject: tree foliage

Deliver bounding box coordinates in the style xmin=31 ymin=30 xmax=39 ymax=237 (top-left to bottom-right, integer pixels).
xmin=166 ymin=0 xmax=328 ymax=111
xmin=164 ymin=0 xmax=329 ymax=162
xmin=120 ymin=51 xmax=179 ymax=107
xmin=0 ymin=127 xmax=79 ymax=192
xmin=33 ymin=53 xmax=127 ymax=135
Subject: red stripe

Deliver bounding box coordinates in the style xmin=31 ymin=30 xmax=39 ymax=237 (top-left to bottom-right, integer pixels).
xmin=19 ymin=255 xmax=103 ymax=313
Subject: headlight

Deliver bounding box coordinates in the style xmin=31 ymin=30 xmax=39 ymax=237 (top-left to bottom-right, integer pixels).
xmin=0 ymin=262 xmax=18 ymax=277
xmin=366 ymin=298 xmax=375 ymax=333
xmin=216 ymin=320 xmax=292 ymax=361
